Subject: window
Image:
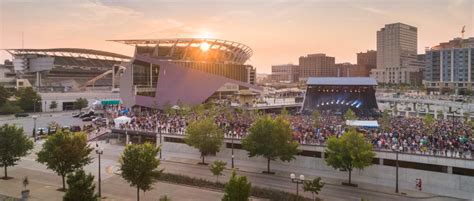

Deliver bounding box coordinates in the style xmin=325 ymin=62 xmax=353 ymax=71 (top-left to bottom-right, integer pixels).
xmin=133 ymin=60 xmax=160 ymax=97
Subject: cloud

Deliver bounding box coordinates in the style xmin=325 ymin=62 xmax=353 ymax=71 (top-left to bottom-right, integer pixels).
xmin=353 ymin=5 xmax=386 ymax=15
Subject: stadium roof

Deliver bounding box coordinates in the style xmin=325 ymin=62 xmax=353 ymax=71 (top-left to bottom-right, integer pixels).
xmin=109 ymin=38 xmax=252 ymax=64
xmin=5 ymin=48 xmax=131 ymax=61
xmin=307 ymin=77 xmax=377 ymax=86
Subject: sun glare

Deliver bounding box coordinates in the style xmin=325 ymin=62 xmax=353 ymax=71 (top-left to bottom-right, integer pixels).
xmin=200 ymin=42 xmax=211 ymax=52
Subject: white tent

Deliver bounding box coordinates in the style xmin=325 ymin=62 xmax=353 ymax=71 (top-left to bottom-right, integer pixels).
xmin=345 ymin=120 xmax=379 ymax=128
xmin=171 ymin=105 xmax=181 ymax=110
xmin=114 ymin=116 xmax=132 ymax=128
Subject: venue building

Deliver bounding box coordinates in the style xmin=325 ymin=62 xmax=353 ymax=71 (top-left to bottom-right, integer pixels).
xmin=113 ymin=38 xmax=261 ymax=109
xmin=4 ymin=48 xmax=131 ymax=91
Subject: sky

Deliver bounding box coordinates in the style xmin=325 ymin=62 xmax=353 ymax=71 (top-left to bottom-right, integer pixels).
xmin=0 ymin=0 xmax=473 ymax=73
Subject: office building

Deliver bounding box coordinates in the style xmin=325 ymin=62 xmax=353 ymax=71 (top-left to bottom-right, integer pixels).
xmin=299 ymin=53 xmax=335 ymax=80
xmin=357 ymin=50 xmax=377 ymax=76
xmin=270 ymin=64 xmax=299 ymax=83
xmin=370 ymin=23 xmax=421 ymax=84
xmin=424 ymin=37 xmax=474 ymax=94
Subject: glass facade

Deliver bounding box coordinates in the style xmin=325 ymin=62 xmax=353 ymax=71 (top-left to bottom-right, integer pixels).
xmin=132 ymin=60 xmax=159 ymax=97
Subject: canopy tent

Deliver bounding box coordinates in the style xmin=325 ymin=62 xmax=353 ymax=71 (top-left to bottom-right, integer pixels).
xmin=91 ymin=100 xmax=102 ymax=110
xmin=101 ymin=100 xmax=121 ymax=106
xmin=345 ymin=120 xmax=379 ymax=128
xmin=114 ymin=116 xmax=132 ymax=128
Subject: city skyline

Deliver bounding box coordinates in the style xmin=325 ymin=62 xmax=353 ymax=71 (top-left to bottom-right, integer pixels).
xmin=0 ymin=0 xmax=472 ymax=73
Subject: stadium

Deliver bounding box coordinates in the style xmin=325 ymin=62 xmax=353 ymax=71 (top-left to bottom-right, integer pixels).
xmin=113 ymin=38 xmax=261 ymax=109
xmin=4 ymin=48 xmax=131 ymax=91
xmin=301 ymin=77 xmax=379 ymax=116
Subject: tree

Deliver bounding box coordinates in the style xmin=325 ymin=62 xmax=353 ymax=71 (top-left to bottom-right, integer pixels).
xmin=222 ymin=171 xmax=251 ymax=201
xmin=423 ymin=114 xmax=435 ymax=135
xmin=49 ymin=101 xmax=58 ymax=111
xmin=185 ymin=118 xmax=224 ymax=165
xmin=63 ymin=170 xmax=99 ymax=201
xmin=159 ymin=196 xmax=171 ymax=201
xmin=0 ymin=85 xmax=11 ymax=106
xmin=242 ymin=115 xmax=299 ymax=174
xmin=312 ymin=110 xmax=321 ymax=128
xmin=303 ymin=177 xmax=324 ymax=201
xmin=0 ymin=124 xmax=34 ymax=179
xmin=36 ymin=131 xmax=93 ymax=190
xmin=437 ymin=110 xmax=444 ymax=119
xmin=74 ymin=98 xmax=88 ymax=111
xmin=380 ymin=110 xmax=391 ymax=131
xmin=325 ymin=128 xmax=375 ymax=185
xmin=0 ymin=101 xmax=23 ymax=115
xmin=15 ymin=87 xmax=41 ymax=112
xmin=344 ymin=109 xmax=357 ymax=120
xmin=120 ymin=143 xmax=162 ymax=201
xmin=209 ymin=160 xmax=227 ymax=183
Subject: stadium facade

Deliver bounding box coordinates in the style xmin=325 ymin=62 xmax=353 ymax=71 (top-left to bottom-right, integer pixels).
xmin=112 ymin=38 xmax=261 ymax=109
xmin=4 ymin=48 xmax=131 ymax=91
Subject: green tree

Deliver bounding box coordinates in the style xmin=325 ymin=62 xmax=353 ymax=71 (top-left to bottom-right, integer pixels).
xmin=344 ymin=109 xmax=357 ymax=120
xmin=242 ymin=115 xmax=299 ymax=174
xmin=49 ymin=101 xmax=58 ymax=111
xmin=15 ymin=87 xmax=41 ymax=112
xmin=185 ymin=118 xmax=224 ymax=165
xmin=73 ymin=98 xmax=88 ymax=111
xmin=325 ymin=128 xmax=375 ymax=185
xmin=159 ymin=195 xmax=171 ymax=201
xmin=0 ymin=101 xmax=23 ymax=115
xmin=36 ymin=131 xmax=93 ymax=190
xmin=63 ymin=170 xmax=99 ymax=201
xmin=120 ymin=143 xmax=162 ymax=201
xmin=222 ymin=171 xmax=251 ymax=201
xmin=0 ymin=124 xmax=34 ymax=179
xmin=380 ymin=110 xmax=391 ymax=131
xmin=303 ymin=177 xmax=324 ymax=201
xmin=0 ymin=85 xmax=11 ymax=106
xmin=312 ymin=110 xmax=321 ymax=128
xmin=209 ymin=160 xmax=227 ymax=183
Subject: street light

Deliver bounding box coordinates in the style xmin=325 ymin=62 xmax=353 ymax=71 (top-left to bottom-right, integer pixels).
xmin=393 ymin=144 xmax=402 ymax=193
xmin=231 ymin=131 xmax=235 ymax=169
xmin=95 ymin=143 xmax=104 ymax=199
xmin=290 ymin=173 xmax=305 ymax=200
xmin=32 ymin=115 xmax=38 ymax=142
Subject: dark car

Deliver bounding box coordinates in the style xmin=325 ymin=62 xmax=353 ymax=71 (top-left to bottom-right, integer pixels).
xmin=80 ymin=111 xmax=95 ymax=119
xmin=82 ymin=116 xmax=95 ymax=122
xmin=73 ymin=112 xmax=84 ymax=118
xmin=70 ymin=126 xmax=82 ymax=132
xmin=14 ymin=113 xmax=29 ymax=118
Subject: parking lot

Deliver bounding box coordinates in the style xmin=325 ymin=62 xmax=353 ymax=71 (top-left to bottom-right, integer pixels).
xmin=0 ymin=111 xmax=87 ymax=137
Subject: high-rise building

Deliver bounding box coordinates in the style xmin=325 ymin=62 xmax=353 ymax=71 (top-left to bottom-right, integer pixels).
xmin=370 ymin=23 xmax=421 ymax=84
xmin=299 ymin=53 xmax=335 ymax=80
xmin=334 ymin=63 xmax=368 ymax=77
xmin=357 ymin=50 xmax=376 ymax=76
xmin=270 ymin=64 xmax=299 ymax=83
xmin=424 ymin=37 xmax=474 ymax=94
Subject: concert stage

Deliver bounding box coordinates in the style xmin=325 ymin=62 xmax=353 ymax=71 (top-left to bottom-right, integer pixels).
xmin=301 ymin=77 xmax=379 ymax=117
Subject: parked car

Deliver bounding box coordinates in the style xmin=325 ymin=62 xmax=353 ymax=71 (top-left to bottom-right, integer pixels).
xmin=14 ymin=113 xmax=29 ymax=118
xmin=80 ymin=111 xmax=95 ymax=119
xmin=48 ymin=127 xmax=57 ymax=134
xmin=73 ymin=112 xmax=84 ymax=118
xmin=70 ymin=126 xmax=81 ymax=132
xmin=36 ymin=128 xmax=47 ymax=136
xmin=82 ymin=116 xmax=95 ymax=122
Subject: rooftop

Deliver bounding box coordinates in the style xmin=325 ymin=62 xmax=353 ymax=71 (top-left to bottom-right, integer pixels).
xmin=306 ymin=77 xmax=377 ymax=86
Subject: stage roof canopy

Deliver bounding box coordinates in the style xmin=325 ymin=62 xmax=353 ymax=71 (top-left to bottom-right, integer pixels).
xmin=307 ymin=77 xmax=377 ymax=86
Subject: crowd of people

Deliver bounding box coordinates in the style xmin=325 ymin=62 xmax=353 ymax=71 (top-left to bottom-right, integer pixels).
xmin=105 ymin=104 xmax=474 ymax=159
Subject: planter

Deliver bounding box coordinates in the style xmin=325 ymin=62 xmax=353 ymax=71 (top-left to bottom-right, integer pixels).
xmin=21 ymin=190 xmax=30 ymax=200
xmin=341 ymin=182 xmax=358 ymax=187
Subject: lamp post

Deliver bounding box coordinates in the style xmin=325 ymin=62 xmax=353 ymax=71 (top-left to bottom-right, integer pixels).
xmin=32 ymin=115 xmax=38 ymax=142
xmin=231 ymin=131 xmax=235 ymax=169
xmin=95 ymin=143 xmax=104 ymax=199
xmin=290 ymin=173 xmax=305 ymax=201
xmin=159 ymin=132 xmax=162 ymax=159
xmin=393 ymin=144 xmax=402 ymax=193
